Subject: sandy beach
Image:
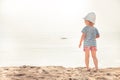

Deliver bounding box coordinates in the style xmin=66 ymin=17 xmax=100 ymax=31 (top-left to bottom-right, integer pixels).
xmin=0 ymin=65 xmax=120 ymax=80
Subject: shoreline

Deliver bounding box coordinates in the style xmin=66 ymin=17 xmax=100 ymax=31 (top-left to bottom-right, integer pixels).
xmin=0 ymin=65 xmax=120 ymax=80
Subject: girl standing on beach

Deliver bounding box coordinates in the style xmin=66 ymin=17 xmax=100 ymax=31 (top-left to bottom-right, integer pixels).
xmin=79 ymin=12 xmax=100 ymax=71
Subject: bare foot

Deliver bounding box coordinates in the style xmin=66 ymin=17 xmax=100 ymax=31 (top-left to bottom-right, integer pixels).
xmin=87 ymin=68 xmax=91 ymax=71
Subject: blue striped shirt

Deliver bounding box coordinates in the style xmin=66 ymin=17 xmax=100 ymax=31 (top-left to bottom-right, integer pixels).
xmin=82 ymin=26 xmax=99 ymax=47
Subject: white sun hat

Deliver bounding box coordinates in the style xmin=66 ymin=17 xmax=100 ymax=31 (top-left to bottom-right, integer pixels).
xmin=84 ymin=12 xmax=96 ymax=23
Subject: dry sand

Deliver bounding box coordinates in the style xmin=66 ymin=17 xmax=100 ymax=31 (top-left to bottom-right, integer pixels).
xmin=0 ymin=65 xmax=120 ymax=80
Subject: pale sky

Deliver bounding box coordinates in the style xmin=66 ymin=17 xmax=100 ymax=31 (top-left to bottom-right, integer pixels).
xmin=0 ymin=0 xmax=119 ymax=34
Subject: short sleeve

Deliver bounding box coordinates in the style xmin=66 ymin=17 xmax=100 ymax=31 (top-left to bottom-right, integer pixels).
xmin=95 ymin=28 xmax=99 ymax=35
xmin=81 ymin=27 xmax=87 ymax=34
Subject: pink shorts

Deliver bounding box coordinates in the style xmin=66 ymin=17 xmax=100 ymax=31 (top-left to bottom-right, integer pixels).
xmin=84 ymin=46 xmax=97 ymax=51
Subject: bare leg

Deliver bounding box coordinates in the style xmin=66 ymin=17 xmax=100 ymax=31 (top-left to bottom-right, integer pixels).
xmin=85 ymin=49 xmax=90 ymax=70
xmin=91 ymin=50 xmax=98 ymax=70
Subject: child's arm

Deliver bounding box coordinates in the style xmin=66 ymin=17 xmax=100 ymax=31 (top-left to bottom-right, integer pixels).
xmin=96 ymin=34 xmax=100 ymax=38
xmin=95 ymin=28 xmax=100 ymax=38
xmin=79 ymin=33 xmax=86 ymax=48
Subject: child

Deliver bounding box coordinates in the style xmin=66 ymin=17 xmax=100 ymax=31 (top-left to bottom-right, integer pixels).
xmin=79 ymin=12 xmax=100 ymax=71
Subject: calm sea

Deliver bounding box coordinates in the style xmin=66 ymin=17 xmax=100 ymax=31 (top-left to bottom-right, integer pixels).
xmin=0 ymin=32 xmax=120 ymax=68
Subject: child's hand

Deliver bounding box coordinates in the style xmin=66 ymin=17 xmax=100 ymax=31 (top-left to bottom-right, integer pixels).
xmin=79 ymin=43 xmax=82 ymax=48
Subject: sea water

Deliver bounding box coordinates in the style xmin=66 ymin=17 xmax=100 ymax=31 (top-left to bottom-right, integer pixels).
xmin=0 ymin=31 xmax=120 ymax=68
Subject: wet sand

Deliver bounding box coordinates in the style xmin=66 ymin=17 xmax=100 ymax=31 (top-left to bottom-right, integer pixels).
xmin=0 ymin=65 xmax=120 ymax=80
